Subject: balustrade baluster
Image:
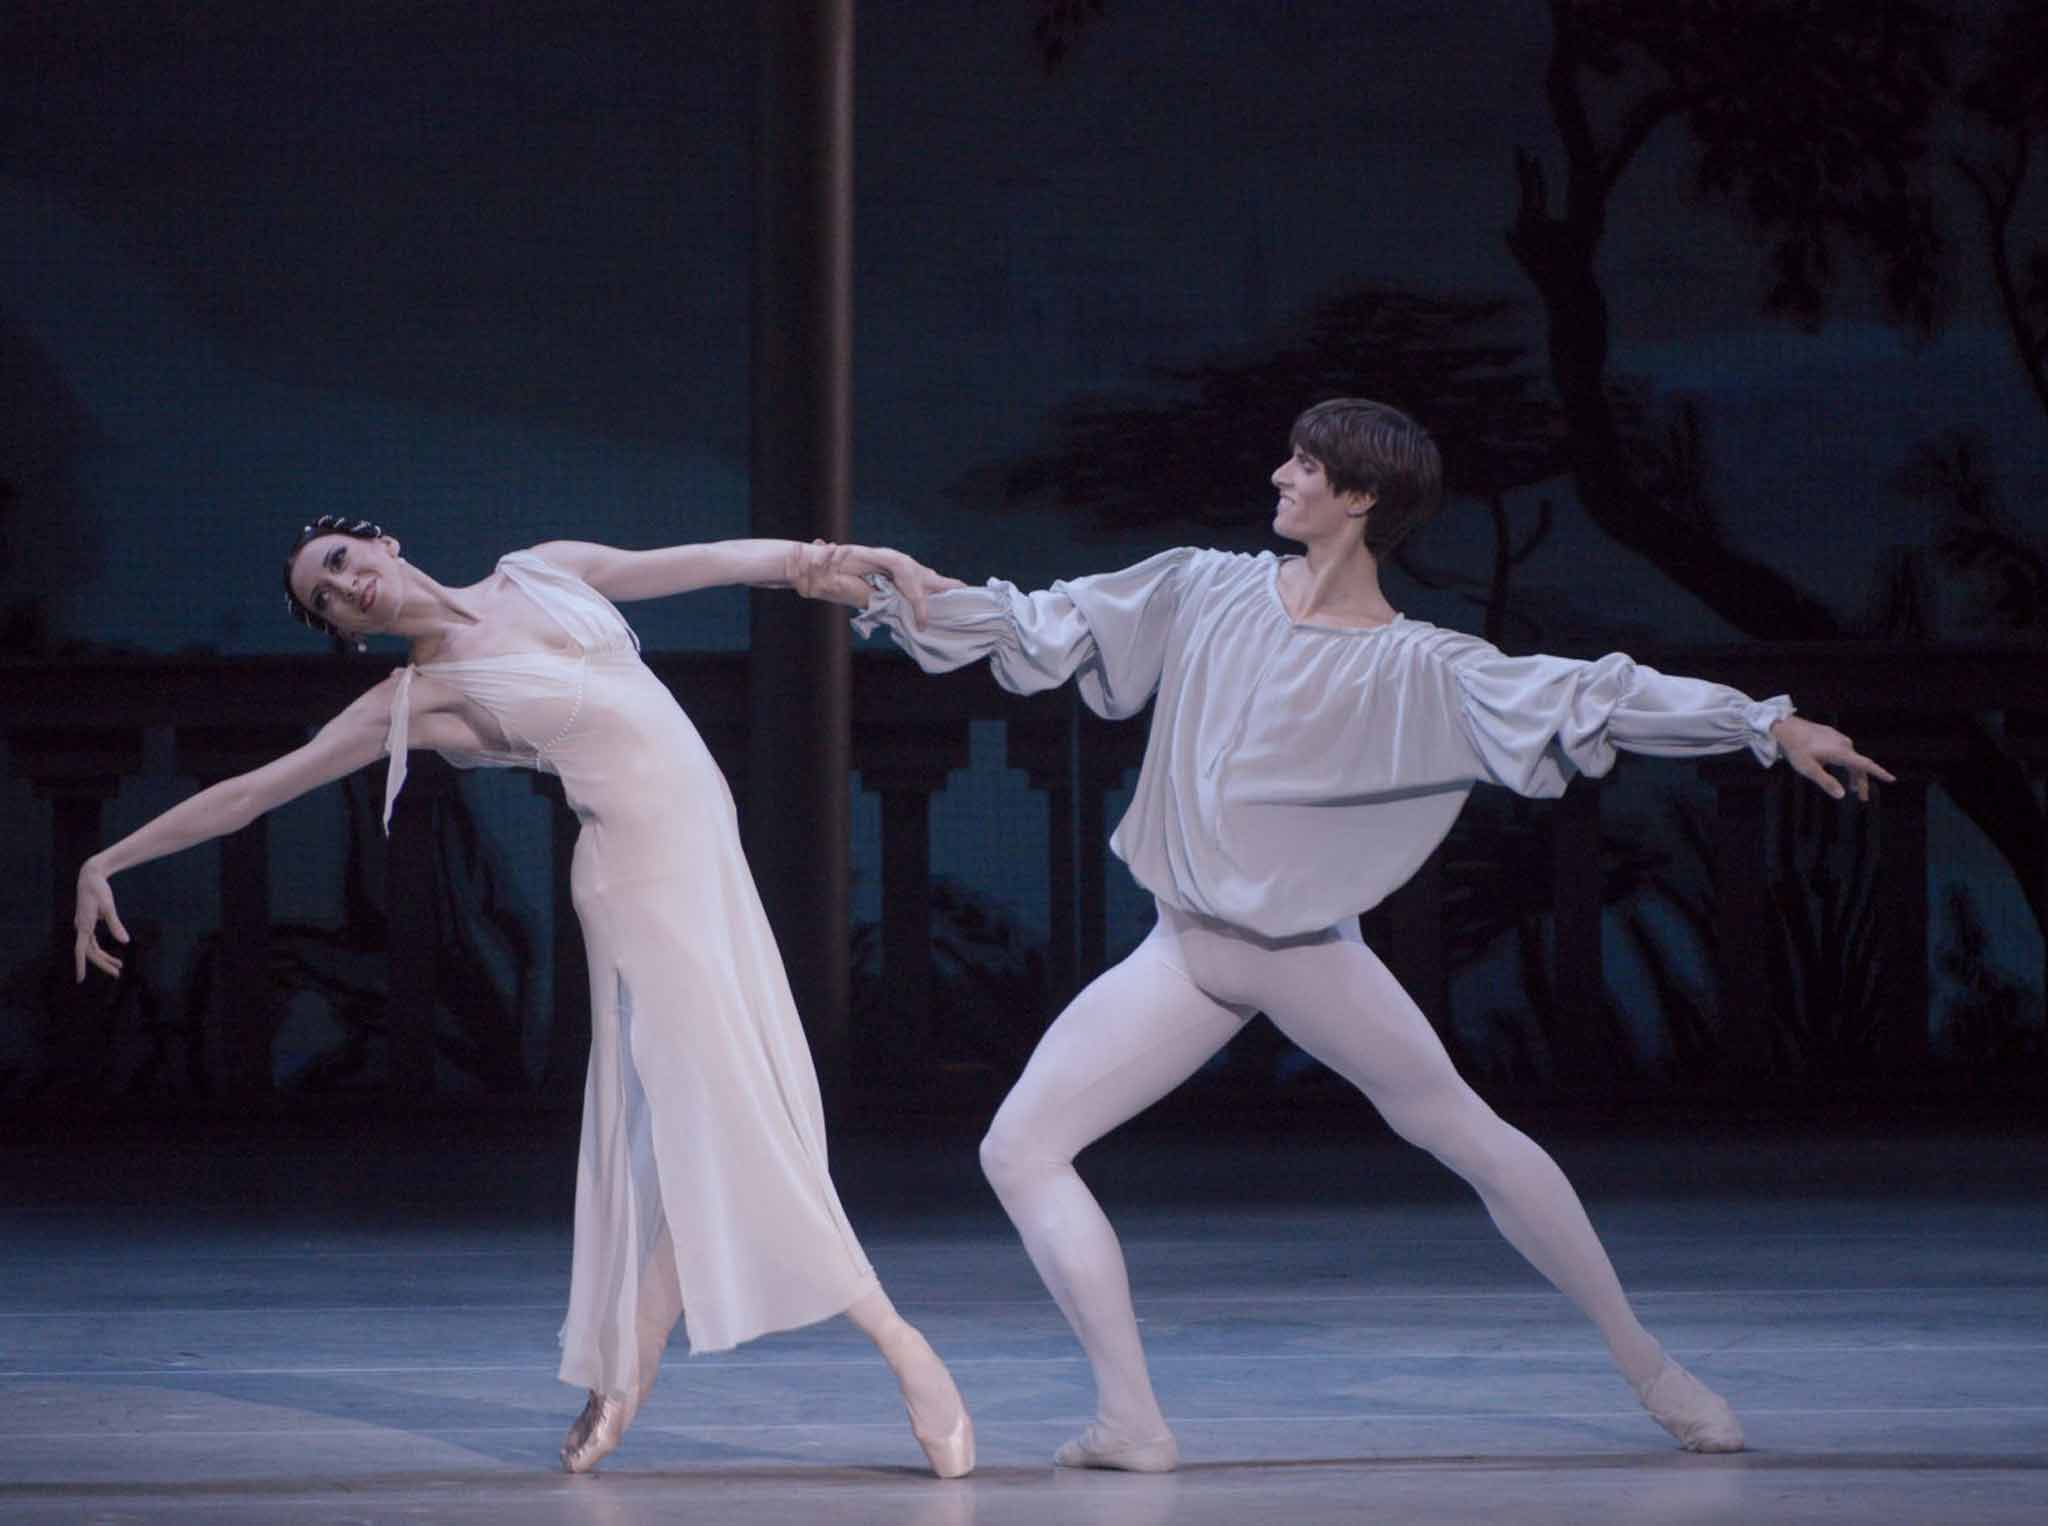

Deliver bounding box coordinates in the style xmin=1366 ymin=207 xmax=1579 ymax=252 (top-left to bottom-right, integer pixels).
xmin=851 ymin=662 xmax=971 ymax=1078
xmin=385 ymin=753 xmax=454 ymax=1095
xmin=1386 ymin=844 xmax=1448 ymax=1030
xmin=1077 ymin=709 xmax=1144 ymax=976
xmin=1548 ymin=780 xmax=1607 ymax=1078
xmin=1704 ymin=758 xmax=1772 ymax=1073
xmin=1008 ymin=697 xmax=1078 ymax=1003
xmin=176 ymin=727 xmax=303 ymax=1096
xmin=16 ymin=727 xmax=143 ymax=1093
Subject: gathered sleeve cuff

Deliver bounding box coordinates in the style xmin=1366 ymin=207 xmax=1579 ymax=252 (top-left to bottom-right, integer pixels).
xmin=1451 ymin=646 xmax=1794 ymax=797
xmin=852 ymin=547 xmax=1194 ymax=720
xmin=381 ymin=665 xmax=415 ymax=836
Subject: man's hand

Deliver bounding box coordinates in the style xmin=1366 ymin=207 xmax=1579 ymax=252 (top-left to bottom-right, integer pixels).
xmin=1770 ymin=716 xmax=1895 ymax=802
xmin=788 ymin=541 xmax=965 ymax=627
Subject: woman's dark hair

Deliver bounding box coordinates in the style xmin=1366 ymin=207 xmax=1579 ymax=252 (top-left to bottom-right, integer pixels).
xmin=283 ymin=514 xmax=388 ymax=651
xmin=1289 ymin=398 xmax=1444 ymax=556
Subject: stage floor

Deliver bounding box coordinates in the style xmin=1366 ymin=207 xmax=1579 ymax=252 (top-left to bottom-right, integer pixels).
xmin=3 ymin=1116 xmax=2044 ymax=1523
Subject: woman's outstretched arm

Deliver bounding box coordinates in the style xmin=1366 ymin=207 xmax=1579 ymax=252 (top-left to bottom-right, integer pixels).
xmin=529 ymin=538 xmax=957 ymax=624
xmin=74 ymin=671 xmax=477 ymax=982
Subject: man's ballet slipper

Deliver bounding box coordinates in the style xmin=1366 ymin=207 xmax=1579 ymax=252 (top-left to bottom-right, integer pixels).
xmin=1053 ymin=1422 xmax=1180 ymax=1473
xmin=1633 ymin=1357 xmax=1745 ymax=1453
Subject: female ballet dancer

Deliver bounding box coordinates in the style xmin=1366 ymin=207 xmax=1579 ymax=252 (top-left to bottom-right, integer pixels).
xmin=817 ymin=397 xmax=1894 ymax=1470
xmin=72 ymin=517 xmax=972 ymax=1478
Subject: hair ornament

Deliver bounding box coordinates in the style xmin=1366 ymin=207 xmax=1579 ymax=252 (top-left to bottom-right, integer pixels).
xmin=282 ymin=514 xmax=387 ymax=652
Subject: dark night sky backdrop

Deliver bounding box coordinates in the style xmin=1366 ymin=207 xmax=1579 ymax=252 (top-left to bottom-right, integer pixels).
xmin=7 ymin=0 xmax=2040 ymax=650
xmin=3 ymin=1 xmax=2044 ymax=1076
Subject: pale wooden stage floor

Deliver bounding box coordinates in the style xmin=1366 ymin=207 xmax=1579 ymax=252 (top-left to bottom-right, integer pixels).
xmin=3 ymin=1116 xmax=2044 ymax=1524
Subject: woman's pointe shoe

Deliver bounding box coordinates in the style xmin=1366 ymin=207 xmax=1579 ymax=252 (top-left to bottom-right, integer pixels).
xmin=560 ymin=1389 xmax=635 ymax=1474
xmin=889 ymin=1330 xmax=975 ymax=1478
xmin=1633 ymin=1357 xmax=1745 ymax=1453
xmin=1054 ymin=1422 xmax=1180 ymax=1473
xmin=913 ymin=1408 xmax=976 ymax=1480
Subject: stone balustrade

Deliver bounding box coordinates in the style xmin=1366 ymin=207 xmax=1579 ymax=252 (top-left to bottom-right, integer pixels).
xmin=5 ymin=644 xmax=2043 ymax=1099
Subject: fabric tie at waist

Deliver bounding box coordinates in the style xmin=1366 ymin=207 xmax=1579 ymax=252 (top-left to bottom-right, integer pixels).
xmin=382 ymin=664 xmax=415 ymax=835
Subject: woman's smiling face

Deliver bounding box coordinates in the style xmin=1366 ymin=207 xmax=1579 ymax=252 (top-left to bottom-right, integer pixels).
xmin=288 ymin=532 xmax=405 ymax=636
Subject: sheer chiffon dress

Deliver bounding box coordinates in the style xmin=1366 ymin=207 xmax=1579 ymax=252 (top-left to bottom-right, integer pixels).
xmin=382 ymin=550 xmax=877 ymax=1395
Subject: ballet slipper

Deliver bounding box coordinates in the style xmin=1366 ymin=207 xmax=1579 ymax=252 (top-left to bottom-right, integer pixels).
xmin=560 ymin=1389 xmax=636 ymax=1474
xmin=886 ymin=1327 xmax=976 ymax=1478
xmin=912 ymin=1407 xmax=976 ymax=1480
xmin=1053 ymin=1421 xmax=1180 ymax=1473
xmin=1633 ymin=1357 xmax=1745 ymax=1453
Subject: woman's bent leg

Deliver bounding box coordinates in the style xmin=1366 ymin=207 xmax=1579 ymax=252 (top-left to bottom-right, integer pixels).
xmin=980 ymin=927 xmax=1248 ymax=1462
xmin=846 ymin=1287 xmax=975 ymax=1477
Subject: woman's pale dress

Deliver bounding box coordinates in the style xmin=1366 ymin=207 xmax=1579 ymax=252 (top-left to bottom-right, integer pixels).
xmin=383 ymin=551 xmax=877 ymax=1393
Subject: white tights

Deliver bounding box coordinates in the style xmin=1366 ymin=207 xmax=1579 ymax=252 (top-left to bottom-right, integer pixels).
xmin=979 ymin=901 xmax=1668 ymax=1441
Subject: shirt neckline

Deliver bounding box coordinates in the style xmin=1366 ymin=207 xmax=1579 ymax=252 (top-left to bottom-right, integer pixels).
xmin=1268 ymin=555 xmax=1404 ymax=635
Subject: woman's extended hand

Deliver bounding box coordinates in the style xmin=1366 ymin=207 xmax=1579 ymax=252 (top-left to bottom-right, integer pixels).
xmin=1770 ymin=716 xmax=1896 ymax=802
xmin=74 ymin=857 xmax=129 ymax=983
xmin=788 ymin=542 xmax=965 ymax=627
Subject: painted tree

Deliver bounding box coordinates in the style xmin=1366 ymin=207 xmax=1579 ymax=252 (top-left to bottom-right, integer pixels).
xmin=1504 ymin=0 xmax=1949 ymax=636
xmin=994 ymin=286 xmax=1574 ymax=645
xmin=1955 ymin=0 xmax=2048 ymax=424
xmin=1499 ymin=0 xmax=2048 ymax=936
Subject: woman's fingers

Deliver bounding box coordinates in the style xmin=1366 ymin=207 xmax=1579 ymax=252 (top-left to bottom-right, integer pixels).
xmin=73 ymin=926 xmax=122 ymax=983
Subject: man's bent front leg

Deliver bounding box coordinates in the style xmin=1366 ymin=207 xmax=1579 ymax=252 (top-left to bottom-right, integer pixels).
xmin=978 ymin=927 xmax=1244 ymax=1465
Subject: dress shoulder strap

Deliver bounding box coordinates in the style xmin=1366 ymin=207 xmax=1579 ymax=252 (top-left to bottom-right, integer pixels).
xmin=497 ymin=550 xmax=641 ymax=654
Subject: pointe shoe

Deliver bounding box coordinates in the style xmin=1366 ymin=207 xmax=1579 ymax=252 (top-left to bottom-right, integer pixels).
xmin=560 ymin=1388 xmax=635 ymax=1474
xmin=888 ymin=1327 xmax=975 ymax=1478
xmin=1053 ymin=1421 xmax=1180 ymax=1473
xmin=1633 ymin=1357 xmax=1745 ymax=1453
xmin=913 ymin=1408 xmax=976 ymax=1480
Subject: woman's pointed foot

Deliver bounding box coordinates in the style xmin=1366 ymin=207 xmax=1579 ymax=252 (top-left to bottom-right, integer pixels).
xmin=914 ymin=1407 xmax=976 ymax=1480
xmin=1633 ymin=1357 xmax=1744 ymax=1453
xmin=560 ymin=1389 xmax=635 ymax=1473
xmin=886 ymin=1325 xmax=975 ymax=1478
xmin=1054 ymin=1421 xmax=1180 ymax=1473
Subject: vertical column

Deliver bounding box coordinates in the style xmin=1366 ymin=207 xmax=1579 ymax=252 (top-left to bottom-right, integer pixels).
xmin=1007 ymin=700 xmax=1077 ymax=1002
xmin=1549 ymin=783 xmax=1603 ymax=1006
xmin=18 ymin=728 xmax=144 ymax=1095
xmin=175 ymin=727 xmax=303 ymax=1097
xmin=1386 ymin=842 xmax=1448 ymax=1029
xmin=384 ymin=754 xmax=453 ymax=1095
xmin=1997 ymin=710 xmax=2048 ymax=1074
xmin=1705 ymin=758 xmax=1772 ymax=1072
xmin=216 ymin=823 xmax=271 ymax=1095
xmin=748 ymin=0 xmax=855 ymax=1102
xmin=1076 ymin=707 xmax=1143 ymax=978
xmin=1877 ymin=775 xmax=1931 ymax=1066
xmin=850 ymin=662 xmax=969 ymax=1078
xmin=879 ymin=788 xmax=934 ymax=1044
